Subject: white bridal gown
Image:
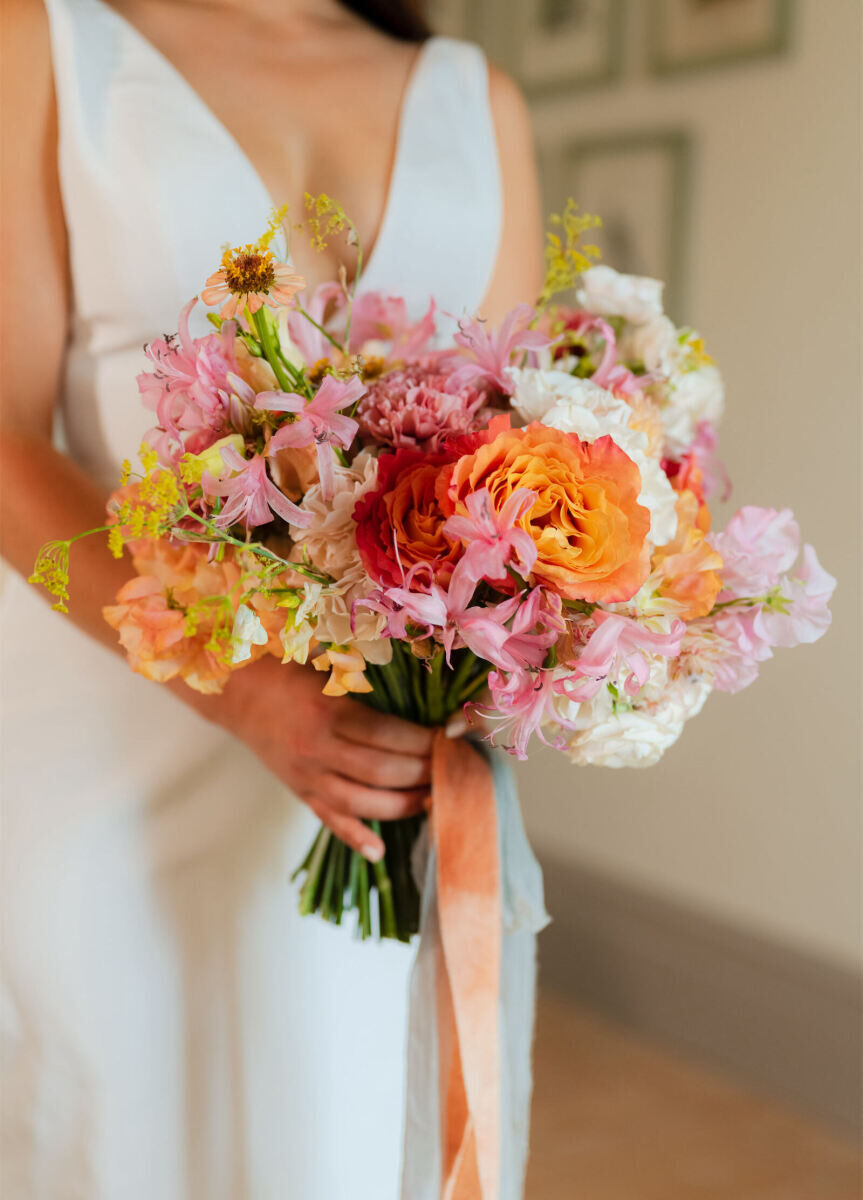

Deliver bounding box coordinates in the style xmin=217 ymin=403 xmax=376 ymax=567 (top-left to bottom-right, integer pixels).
xmin=0 ymin=1 xmax=503 ymax=1195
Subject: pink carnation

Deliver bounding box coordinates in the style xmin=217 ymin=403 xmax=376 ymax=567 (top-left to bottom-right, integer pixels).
xmin=356 ymin=366 xmax=487 ymax=452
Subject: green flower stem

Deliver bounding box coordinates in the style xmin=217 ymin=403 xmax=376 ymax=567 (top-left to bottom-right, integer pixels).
xmin=298 ymin=827 xmax=332 ymax=915
xmin=369 ymin=820 xmax=398 ymax=939
xmin=358 ymin=857 xmax=372 ymax=940
xmin=291 ymin=824 xmax=324 ymax=882
xmin=252 ymin=307 xmax=294 ymax=393
xmin=445 ymin=650 xmax=478 ymax=709
xmin=293 ymin=303 xmax=345 ymax=354
xmin=343 ymin=237 xmax=364 ymax=351
xmin=426 ymin=652 xmax=445 ymax=725
xmin=459 ymin=667 xmax=492 ymax=705
xmin=347 ymin=848 xmax=361 ymax=911
xmin=331 ymin=839 xmax=346 ymax=925
xmin=320 ymin=838 xmax=339 ymax=922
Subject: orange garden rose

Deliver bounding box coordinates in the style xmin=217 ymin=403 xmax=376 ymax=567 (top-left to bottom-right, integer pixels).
xmin=354 ymin=448 xmax=460 ymax=586
xmin=440 ymin=423 xmax=651 ymax=603
xmin=649 ymin=491 xmax=723 ymax=619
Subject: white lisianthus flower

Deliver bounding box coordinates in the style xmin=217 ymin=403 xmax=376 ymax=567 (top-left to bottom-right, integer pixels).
xmin=577 ymin=265 xmax=665 ymax=325
xmin=231 ymin=603 xmax=269 ymax=664
xmin=619 ymin=314 xmax=678 ymax=374
xmin=507 ymin=368 xmax=678 ymax=547
xmin=662 ymin=365 xmax=725 ymax=458
xmin=566 ymin=676 xmax=711 ymax=768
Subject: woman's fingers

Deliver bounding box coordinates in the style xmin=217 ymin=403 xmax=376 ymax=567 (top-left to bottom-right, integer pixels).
xmin=329 ymin=740 xmax=432 ymax=790
xmin=317 ymin=807 xmax=385 ymax=863
xmin=322 ymin=773 xmax=428 ymax=821
xmin=333 ymin=703 xmax=435 ymax=757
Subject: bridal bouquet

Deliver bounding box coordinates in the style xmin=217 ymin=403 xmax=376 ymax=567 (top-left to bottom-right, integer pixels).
xmin=31 ymin=197 xmax=835 ymax=943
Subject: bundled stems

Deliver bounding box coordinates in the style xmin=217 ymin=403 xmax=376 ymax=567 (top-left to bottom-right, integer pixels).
xmin=291 ymin=647 xmax=490 ymax=941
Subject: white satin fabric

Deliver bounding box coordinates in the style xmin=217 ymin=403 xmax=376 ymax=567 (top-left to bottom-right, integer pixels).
xmin=0 ymin=2 xmax=502 ymax=1195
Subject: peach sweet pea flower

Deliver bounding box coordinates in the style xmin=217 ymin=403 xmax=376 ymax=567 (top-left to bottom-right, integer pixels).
xmin=648 ymin=491 xmax=724 ymax=620
xmin=312 ymin=646 xmax=373 ymax=696
xmin=440 ymin=423 xmax=650 ymax=604
xmin=103 ymin=541 xmax=265 ymax=694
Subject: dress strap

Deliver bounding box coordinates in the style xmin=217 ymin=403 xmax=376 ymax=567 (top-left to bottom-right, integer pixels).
xmin=357 ymin=36 xmax=503 ymax=323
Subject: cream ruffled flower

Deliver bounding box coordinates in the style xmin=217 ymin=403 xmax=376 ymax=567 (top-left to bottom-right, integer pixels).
xmin=566 ymin=674 xmax=711 ymax=768
xmin=289 ymin=452 xmax=392 ymax=660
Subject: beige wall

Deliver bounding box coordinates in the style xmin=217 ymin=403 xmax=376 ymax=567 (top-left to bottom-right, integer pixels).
xmin=496 ymin=0 xmax=860 ymax=970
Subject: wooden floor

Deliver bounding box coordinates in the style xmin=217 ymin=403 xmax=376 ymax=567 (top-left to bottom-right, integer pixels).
xmin=527 ymin=993 xmax=861 ymax=1200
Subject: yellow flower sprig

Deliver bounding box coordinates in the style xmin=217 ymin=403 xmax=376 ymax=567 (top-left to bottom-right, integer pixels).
xmin=28 ymin=539 xmax=74 ymax=613
xmin=303 ymin=192 xmax=356 ymax=254
xmin=108 ymin=443 xmax=183 ymax=557
xmin=538 ymin=199 xmax=603 ymax=309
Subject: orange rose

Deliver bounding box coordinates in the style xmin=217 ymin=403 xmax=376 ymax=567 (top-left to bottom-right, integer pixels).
xmin=650 ymin=491 xmax=723 ymax=619
xmin=440 ymin=423 xmax=650 ymax=603
xmin=355 ymin=448 xmax=459 ymax=586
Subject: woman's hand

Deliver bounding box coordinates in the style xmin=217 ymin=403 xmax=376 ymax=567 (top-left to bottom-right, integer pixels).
xmin=206 ymin=656 xmax=433 ymax=862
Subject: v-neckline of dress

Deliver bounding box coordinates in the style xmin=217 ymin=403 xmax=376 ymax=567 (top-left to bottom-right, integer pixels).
xmin=89 ymin=0 xmax=436 ymax=282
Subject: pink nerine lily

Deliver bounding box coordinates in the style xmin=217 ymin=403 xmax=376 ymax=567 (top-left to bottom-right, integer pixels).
xmin=359 ymin=559 xmax=562 ymax=673
xmin=443 ymin=487 xmax=538 ymax=586
xmin=562 ymin=312 xmax=643 ymax=398
xmin=560 ymin=611 xmax=685 ymax=702
xmin=445 ymin=304 xmax=550 ymax=394
xmin=258 ymin=375 xmax=365 ymax=500
xmin=203 ymin=445 xmax=310 ymax=530
xmin=478 ymin=668 xmax=573 ymax=760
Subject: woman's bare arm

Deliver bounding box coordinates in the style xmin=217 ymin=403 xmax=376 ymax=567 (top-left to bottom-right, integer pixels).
xmin=0 ymin=1 xmax=432 ymax=860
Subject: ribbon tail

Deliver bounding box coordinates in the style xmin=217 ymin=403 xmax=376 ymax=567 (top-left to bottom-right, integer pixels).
xmin=401 ymin=740 xmax=546 ymax=1200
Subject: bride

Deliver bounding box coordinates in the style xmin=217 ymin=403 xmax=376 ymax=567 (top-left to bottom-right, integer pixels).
xmin=0 ymin=0 xmax=541 ymax=1194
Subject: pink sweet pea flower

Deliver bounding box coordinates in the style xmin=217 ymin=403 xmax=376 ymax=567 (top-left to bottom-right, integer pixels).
xmin=477 ymin=668 xmax=573 ymax=760
xmin=444 ymin=304 xmax=550 ymax=394
xmin=710 ymin=607 xmax=773 ymax=693
xmin=443 ymin=487 xmax=538 ymax=585
xmin=203 ymin=445 xmax=310 ymax=530
xmin=560 ymin=611 xmax=685 ymax=702
xmin=711 ymin=506 xmax=800 ymax=600
xmin=258 ymin=375 xmax=365 ymax=500
xmin=754 ymin=545 xmax=836 ymax=648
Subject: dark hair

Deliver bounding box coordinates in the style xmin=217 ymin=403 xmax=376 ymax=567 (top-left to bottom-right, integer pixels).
xmin=338 ymin=0 xmax=431 ymax=41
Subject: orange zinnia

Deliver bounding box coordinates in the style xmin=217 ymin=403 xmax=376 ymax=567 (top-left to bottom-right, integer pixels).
xmin=439 ymin=423 xmax=650 ymax=604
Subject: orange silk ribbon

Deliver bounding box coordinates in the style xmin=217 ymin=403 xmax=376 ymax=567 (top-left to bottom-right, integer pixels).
xmin=431 ymin=730 xmax=501 ymax=1200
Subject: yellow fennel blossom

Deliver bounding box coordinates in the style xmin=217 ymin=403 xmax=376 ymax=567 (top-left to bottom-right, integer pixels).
xmin=28 ymin=539 xmax=72 ymax=612
xmin=312 ymin=645 xmax=373 ymax=696
xmin=303 ymin=192 xmax=356 ymax=254
xmin=539 ymin=199 xmax=602 ymax=307
xmin=201 ymin=205 xmax=305 ymax=319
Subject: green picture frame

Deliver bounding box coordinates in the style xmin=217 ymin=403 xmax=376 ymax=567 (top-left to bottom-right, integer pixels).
xmin=541 ymin=129 xmax=693 ymax=320
xmin=477 ymin=0 xmax=626 ymax=97
xmin=647 ymin=0 xmax=795 ymax=77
